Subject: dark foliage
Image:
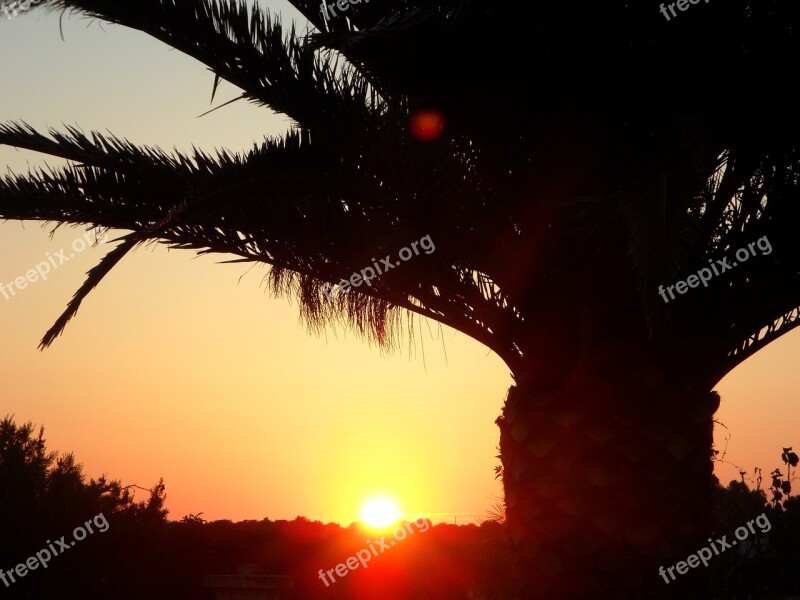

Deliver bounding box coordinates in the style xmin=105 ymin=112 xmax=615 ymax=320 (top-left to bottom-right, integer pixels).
xmin=3 ymin=416 xmax=800 ymax=599
xmin=0 ymin=0 xmax=797 ymax=386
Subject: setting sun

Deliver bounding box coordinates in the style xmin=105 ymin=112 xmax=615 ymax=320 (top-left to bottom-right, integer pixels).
xmin=360 ymin=496 xmax=401 ymax=528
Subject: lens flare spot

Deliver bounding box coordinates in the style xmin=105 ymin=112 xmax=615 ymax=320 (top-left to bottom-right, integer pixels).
xmin=409 ymin=110 xmax=445 ymax=141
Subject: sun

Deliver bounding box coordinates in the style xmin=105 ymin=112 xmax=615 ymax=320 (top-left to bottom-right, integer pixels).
xmin=360 ymin=496 xmax=401 ymax=528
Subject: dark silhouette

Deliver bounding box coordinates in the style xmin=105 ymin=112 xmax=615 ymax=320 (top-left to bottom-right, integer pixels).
xmin=0 ymin=416 xmax=168 ymax=599
xmin=1 ymin=0 xmax=799 ymax=596
xmin=2 ymin=416 xmax=800 ymax=599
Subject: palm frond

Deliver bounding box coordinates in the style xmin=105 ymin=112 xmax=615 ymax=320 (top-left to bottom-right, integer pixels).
xmin=39 ymin=233 xmax=141 ymax=348
xmin=42 ymin=0 xmax=383 ymax=125
xmin=1 ymin=0 xmax=798 ymax=383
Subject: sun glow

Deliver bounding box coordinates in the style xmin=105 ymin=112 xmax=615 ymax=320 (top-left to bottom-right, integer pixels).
xmin=360 ymin=496 xmax=401 ymax=528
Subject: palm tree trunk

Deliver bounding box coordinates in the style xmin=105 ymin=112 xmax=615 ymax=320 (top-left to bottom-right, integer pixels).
xmin=497 ymin=372 xmax=720 ymax=598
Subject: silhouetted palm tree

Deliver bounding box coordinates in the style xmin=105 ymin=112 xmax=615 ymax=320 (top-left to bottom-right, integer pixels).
xmin=2 ymin=0 xmax=798 ymax=596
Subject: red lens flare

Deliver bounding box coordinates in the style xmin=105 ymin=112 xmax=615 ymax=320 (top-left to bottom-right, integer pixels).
xmin=409 ymin=110 xmax=445 ymax=141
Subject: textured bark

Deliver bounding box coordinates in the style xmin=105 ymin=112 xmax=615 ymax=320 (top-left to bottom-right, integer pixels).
xmin=497 ymin=370 xmax=720 ymax=599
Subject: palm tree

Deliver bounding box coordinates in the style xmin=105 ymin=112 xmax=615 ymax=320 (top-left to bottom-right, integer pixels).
xmin=1 ymin=0 xmax=798 ymax=596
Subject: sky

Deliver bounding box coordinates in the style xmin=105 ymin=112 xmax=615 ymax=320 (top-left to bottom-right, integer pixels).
xmin=1 ymin=0 xmax=798 ymax=526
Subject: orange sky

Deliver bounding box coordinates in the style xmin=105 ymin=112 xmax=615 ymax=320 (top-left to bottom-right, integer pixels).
xmin=1 ymin=1 xmax=798 ymax=525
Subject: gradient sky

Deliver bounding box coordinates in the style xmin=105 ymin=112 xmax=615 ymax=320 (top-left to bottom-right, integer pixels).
xmin=1 ymin=1 xmax=798 ymax=525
